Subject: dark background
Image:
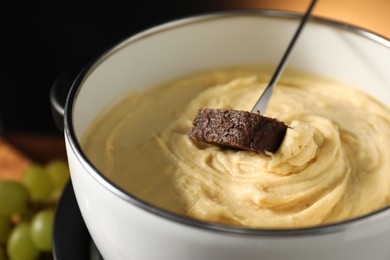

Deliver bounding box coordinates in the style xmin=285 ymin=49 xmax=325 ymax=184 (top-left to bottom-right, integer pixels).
xmin=1 ymin=1 xmax=388 ymax=137
xmin=0 ymin=1 xmax=238 ymax=135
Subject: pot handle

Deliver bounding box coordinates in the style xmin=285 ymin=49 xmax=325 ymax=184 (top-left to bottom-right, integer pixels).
xmin=50 ymin=67 xmax=80 ymax=133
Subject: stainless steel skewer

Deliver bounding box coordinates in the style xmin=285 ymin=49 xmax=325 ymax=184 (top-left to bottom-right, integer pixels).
xmin=251 ymin=0 xmax=318 ymax=115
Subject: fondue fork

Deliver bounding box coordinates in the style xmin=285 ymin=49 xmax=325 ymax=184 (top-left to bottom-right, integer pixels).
xmin=251 ymin=0 xmax=318 ymax=115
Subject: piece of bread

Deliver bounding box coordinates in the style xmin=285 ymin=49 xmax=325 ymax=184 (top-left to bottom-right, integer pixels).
xmin=189 ymin=109 xmax=287 ymax=153
xmin=0 ymin=138 xmax=31 ymax=181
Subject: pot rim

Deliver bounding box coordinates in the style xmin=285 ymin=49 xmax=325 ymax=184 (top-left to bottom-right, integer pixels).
xmin=64 ymin=10 xmax=390 ymax=237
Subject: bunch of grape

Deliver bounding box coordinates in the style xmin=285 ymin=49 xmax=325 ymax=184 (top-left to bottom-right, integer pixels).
xmin=0 ymin=160 xmax=70 ymax=260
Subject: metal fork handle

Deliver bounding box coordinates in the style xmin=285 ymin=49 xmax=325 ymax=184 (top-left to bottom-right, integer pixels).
xmin=251 ymin=0 xmax=318 ymax=114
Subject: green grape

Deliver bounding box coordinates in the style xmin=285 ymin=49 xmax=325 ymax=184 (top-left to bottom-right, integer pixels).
xmin=0 ymin=181 xmax=29 ymax=217
xmin=22 ymin=165 xmax=53 ymax=203
xmin=0 ymin=215 xmax=12 ymax=244
xmin=7 ymin=222 xmax=40 ymax=260
xmin=30 ymin=209 xmax=54 ymax=252
xmin=0 ymin=246 xmax=5 ymax=260
xmin=45 ymin=160 xmax=70 ymax=191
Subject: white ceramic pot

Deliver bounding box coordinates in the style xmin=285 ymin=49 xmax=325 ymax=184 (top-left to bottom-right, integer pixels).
xmin=61 ymin=11 xmax=390 ymax=260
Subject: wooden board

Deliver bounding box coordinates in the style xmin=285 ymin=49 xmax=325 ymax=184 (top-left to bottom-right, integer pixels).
xmin=0 ymin=138 xmax=31 ymax=181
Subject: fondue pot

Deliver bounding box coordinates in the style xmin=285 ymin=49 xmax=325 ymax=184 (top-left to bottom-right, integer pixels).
xmin=51 ymin=11 xmax=390 ymax=260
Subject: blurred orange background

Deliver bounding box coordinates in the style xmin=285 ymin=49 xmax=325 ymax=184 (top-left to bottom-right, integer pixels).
xmin=224 ymin=0 xmax=390 ymax=39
